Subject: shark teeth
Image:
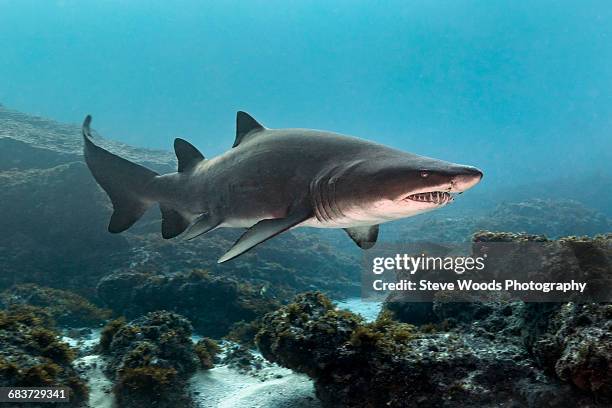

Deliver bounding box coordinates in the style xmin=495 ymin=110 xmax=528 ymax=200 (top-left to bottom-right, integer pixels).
xmin=405 ymin=191 xmax=453 ymax=204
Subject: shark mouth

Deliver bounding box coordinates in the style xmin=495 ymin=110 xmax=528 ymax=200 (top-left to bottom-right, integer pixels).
xmin=404 ymin=191 xmax=453 ymax=205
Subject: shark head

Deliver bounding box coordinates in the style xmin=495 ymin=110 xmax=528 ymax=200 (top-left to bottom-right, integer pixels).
xmin=331 ymin=151 xmax=483 ymax=224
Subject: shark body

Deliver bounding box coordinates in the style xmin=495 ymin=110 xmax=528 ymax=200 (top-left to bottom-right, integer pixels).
xmin=83 ymin=112 xmax=483 ymax=263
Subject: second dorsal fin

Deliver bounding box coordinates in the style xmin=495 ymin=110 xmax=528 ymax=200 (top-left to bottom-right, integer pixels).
xmin=174 ymin=138 xmax=205 ymax=172
xmin=233 ymin=111 xmax=265 ymax=147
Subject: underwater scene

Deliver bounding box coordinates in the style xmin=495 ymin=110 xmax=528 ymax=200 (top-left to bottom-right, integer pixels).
xmin=0 ymin=1 xmax=611 ymax=407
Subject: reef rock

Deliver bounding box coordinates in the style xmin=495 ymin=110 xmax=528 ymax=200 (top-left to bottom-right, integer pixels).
xmin=0 ymin=305 xmax=88 ymax=407
xmin=100 ymin=310 xmax=199 ymax=408
xmin=257 ymin=292 xmax=603 ymax=407
xmin=380 ymin=233 xmax=612 ymax=405
xmin=0 ymin=284 xmax=110 ymax=328
xmin=97 ymin=269 xmax=279 ymax=338
xmin=527 ymin=303 xmax=612 ymax=398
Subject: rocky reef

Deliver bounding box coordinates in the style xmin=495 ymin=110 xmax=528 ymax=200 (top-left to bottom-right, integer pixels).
xmin=97 ymin=269 xmax=279 ymax=338
xmin=0 ymin=305 xmax=88 ymax=407
xmin=99 ymin=310 xmax=199 ymax=408
xmin=0 ymin=284 xmax=111 ymax=328
xmin=386 ymin=232 xmax=612 ymax=323
xmin=257 ymin=232 xmax=612 ymax=407
xmin=194 ymin=338 xmax=221 ymax=370
xmin=257 ymin=292 xmax=607 ymax=407
xmin=526 ymin=303 xmax=612 ymax=398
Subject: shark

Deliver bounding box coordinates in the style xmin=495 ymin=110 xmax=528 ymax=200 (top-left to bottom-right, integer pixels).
xmin=82 ymin=112 xmax=483 ymax=263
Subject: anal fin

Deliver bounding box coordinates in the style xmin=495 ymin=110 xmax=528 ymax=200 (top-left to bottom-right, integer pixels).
xmin=218 ymin=207 xmax=312 ymax=263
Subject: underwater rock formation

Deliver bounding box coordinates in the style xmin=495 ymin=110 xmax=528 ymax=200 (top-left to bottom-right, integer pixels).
xmin=526 ymin=303 xmax=612 ymax=398
xmin=385 ymin=232 xmax=611 ymax=324
xmin=194 ymin=338 xmax=221 ymax=370
xmin=100 ymin=310 xmax=198 ymax=408
xmin=257 ymin=292 xmax=606 ymax=407
xmin=0 ymin=306 xmax=88 ymax=407
xmin=379 ymin=233 xmax=612 ymax=405
xmin=97 ymin=269 xmax=279 ymax=338
xmin=0 ymin=162 xmax=130 ymax=295
xmin=123 ymin=227 xmax=361 ymax=299
xmin=0 ymin=284 xmax=111 ymax=328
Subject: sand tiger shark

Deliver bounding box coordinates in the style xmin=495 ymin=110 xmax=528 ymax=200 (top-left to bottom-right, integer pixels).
xmin=82 ymin=112 xmax=483 ymax=263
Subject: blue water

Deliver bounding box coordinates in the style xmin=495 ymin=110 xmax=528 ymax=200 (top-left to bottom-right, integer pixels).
xmin=1 ymin=0 xmax=611 ymax=187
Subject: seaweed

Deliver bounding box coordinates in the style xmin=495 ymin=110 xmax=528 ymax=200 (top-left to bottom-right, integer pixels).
xmin=0 ymin=283 xmax=111 ymax=327
xmin=117 ymin=366 xmax=178 ymax=391
xmin=0 ymin=306 xmax=88 ymax=406
xmin=102 ymin=311 xmax=199 ymax=408
xmin=97 ymin=269 xmax=280 ymax=338
xmin=256 ymin=290 xmax=607 ymax=407
xmin=194 ymin=338 xmax=221 ymax=369
xmin=99 ymin=317 xmax=126 ymax=354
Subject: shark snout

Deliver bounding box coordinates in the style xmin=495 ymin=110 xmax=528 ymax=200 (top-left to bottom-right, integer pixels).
xmin=451 ymin=166 xmax=483 ymax=192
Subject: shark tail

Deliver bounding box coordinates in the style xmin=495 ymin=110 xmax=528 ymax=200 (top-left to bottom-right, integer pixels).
xmin=82 ymin=115 xmax=159 ymax=233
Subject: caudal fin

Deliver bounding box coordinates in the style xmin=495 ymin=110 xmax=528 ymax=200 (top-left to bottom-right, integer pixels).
xmin=82 ymin=115 xmax=158 ymax=233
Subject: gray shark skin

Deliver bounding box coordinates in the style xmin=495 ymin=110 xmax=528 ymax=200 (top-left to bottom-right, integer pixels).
xmin=82 ymin=112 xmax=483 ymax=263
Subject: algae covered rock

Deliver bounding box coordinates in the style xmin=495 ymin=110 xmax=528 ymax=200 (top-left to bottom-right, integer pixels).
xmin=257 ymin=292 xmax=599 ymax=407
xmin=379 ymin=233 xmax=612 ymax=404
xmin=0 ymin=306 xmax=88 ymax=406
xmin=101 ymin=310 xmax=199 ymax=408
xmin=0 ymin=284 xmax=111 ymax=328
xmin=527 ymin=303 xmax=612 ymax=398
xmin=256 ymin=292 xmax=361 ymax=379
xmin=97 ymin=269 xmax=279 ymax=338
xmin=194 ymin=337 xmax=221 ymax=370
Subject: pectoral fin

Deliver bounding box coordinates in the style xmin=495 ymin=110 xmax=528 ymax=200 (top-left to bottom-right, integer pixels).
xmin=344 ymin=225 xmax=379 ymax=249
xmin=182 ymin=213 xmax=220 ymax=240
xmin=218 ymin=207 xmax=312 ymax=263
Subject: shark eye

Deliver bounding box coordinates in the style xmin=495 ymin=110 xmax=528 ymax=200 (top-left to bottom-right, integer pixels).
xmin=420 ymin=171 xmax=429 ymax=178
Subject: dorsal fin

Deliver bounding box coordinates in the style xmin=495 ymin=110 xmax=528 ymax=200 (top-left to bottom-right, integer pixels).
xmin=233 ymin=111 xmax=265 ymax=147
xmin=174 ymin=138 xmax=205 ymax=172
